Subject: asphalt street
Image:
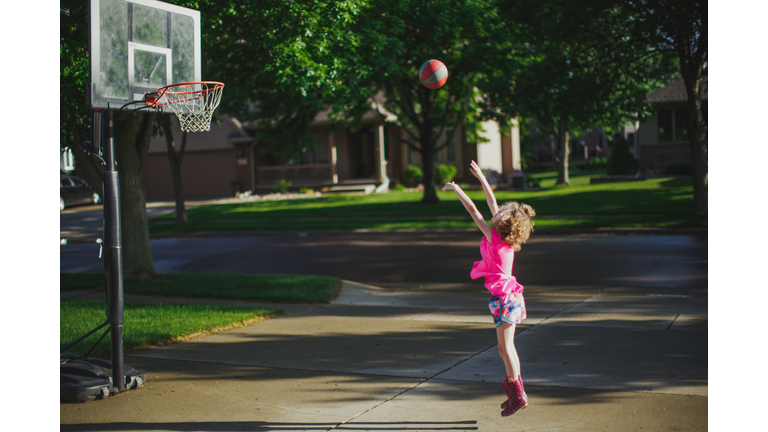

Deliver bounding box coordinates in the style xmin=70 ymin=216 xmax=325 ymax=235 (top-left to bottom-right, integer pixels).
xmin=65 ymin=232 xmax=708 ymax=293
xmin=61 ymin=206 xmax=708 ymax=295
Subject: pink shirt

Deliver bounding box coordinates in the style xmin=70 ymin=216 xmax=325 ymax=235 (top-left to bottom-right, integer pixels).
xmin=470 ymin=228 xmax=524 ymax=296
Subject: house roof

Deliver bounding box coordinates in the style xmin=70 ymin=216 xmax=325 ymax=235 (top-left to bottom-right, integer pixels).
xmin=147 ymin=113 xmax=253 ymax=155
xmin=244 ymin=92 xmax=397 ymax=129
xmin=147 ymin=93 xmax=397 ymax=153
xmin=647 ymin=77 xmax=708 ymax=103
xmin=307 ymin=92 xmax=397 ymax=125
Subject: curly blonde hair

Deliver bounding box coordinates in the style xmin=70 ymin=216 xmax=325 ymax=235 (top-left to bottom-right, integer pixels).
xmin=494 ymin=201 xmax=536 ymax=252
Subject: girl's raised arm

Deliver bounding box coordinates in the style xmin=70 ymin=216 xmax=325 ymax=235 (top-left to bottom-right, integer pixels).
xmin=442 ymin=182 xmax=493 ymax=241
xmin=470 ymin=160 xmax=499 ymax=217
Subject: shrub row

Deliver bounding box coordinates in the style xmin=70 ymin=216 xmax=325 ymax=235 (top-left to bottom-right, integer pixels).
xmin=401 ymin=164 xmax=458 ymax=187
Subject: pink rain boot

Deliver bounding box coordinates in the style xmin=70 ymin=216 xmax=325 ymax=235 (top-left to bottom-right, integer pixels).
xmin=501 ymin=375 xmax=528 ymax=417
xmin=501 ymin=374 xmax=528 ymax=409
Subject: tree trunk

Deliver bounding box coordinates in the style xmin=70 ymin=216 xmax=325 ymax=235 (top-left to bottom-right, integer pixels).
xmin=419 ymin=89 xmax=439 ymax=204
xmin=162 ymin=124 xmax=188 ymax=226
xmin=113 ymin=110 xmax=158 ymax=280
xmin=420 ymin=126 xmax=438 ymax=204
xmin=683 ymin=79 xmax=707 ymax=215
xmin=555 ymin=116 xmax=571 ymax=186
xmin=677 ymin=38 xmax=707 ymax=216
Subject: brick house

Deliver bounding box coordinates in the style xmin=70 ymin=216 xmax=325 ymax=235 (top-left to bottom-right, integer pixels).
xmin=143 ymin=101 xmax=525 ymax=199
xmin=636 ymin=78 xmax=708 ymax=173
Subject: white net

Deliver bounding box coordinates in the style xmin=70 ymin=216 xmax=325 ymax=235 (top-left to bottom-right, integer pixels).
xmin=155 ymin=82 xmax=225 ymax=132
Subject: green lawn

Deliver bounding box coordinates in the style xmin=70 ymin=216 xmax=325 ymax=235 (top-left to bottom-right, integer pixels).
xmin=61 ymin=300 xmax=280 ymax=358
xmin=149 ymin=170 xmax=705 ymax=234
xmin=60 ymin=272 xmax=340 ymax=358
xmin=61 ymin=272 xmax=341 ymax=304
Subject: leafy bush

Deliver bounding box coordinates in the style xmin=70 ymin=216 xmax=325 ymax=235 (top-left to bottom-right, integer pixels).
xmin=392 ymin=183 xmax=406 ymax=191
xmin=606 ymin=135 xmax=639 ymax=175
xmin=274 ymin=179 xmax=292 ymax=194
xmin=298 ymin=187 xmax=315 ymax=194
xmin=526 ymin=177 xmax=541 ymax=188
xmin=401 ymin=165 xmax=424 ymax=187
xmin=665 ymin=162 xmax=692 ymax=176
xmin=585 ymin=157 xmax=608 ymax=170
xmin=434 ymin=164 xmax=458 ymax=185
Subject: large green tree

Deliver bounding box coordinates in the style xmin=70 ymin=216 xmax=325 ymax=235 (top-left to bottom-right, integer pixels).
xmin=339 ymin=0 xmax=511 ymax=203
xmin=61 ymin=1 xmax=158 ymax=279
xmin=189 ymin=0 xmax=512 ymax=204
xmin=191 ymin=0 xmax=366 ymax=162
xmin=61 ymin=1 xmax=99 ymax=192
xmin=628 ymin=0 xmax=707 ymax=215
xmin=61 ymin=0 xmax=365 ymax=277
xmin=486 ymin=0 xmax=674 ymax=186
xmin=147 ymin=0 xmax=366 ymax=228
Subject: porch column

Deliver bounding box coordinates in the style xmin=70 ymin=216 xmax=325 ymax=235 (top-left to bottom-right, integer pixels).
xmin=510 ymin=118 xmax=522 ymax=172
xmin=329 ymin=132 xmax=338 ymax=184
xmin=504 ymin=118 xmax=525 ymax=189
xmin=234 ymin=142 xmax=253 ymax=195
xmin=375 ymin=124 xmax=390 ymax=193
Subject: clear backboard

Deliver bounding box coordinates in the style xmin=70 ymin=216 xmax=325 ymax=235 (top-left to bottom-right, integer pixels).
xmin=88 ymin=0 xmax=201 ymax=112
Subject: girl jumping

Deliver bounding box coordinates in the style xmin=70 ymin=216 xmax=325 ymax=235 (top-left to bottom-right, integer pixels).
xmin=442 ymin=160 xmax=536 ymax=417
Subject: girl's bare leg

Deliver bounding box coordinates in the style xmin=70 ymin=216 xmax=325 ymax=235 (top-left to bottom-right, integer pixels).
xmin=496 ymin=323 xmax=520 ymax=379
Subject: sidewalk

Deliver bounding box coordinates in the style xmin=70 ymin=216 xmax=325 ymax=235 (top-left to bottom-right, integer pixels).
xmin=60 ymin=280 xmax=707 ymax=431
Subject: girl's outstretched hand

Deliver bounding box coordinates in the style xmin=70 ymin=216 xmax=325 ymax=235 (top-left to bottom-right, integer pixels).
xmin=470 ymin=160 xmax=485 ymax=180
xmin=442 ymin=182 xmax=458 ymax=193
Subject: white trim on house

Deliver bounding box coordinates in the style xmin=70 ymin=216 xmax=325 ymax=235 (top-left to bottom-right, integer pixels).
xmin=476 ymin=120 xmax=503 ymax=181
xmin=61 ymin=148 xmax=76 ymax=173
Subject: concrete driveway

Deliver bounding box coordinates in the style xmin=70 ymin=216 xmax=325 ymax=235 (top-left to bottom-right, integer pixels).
xmin=60 ymin=280 xmax=707 ymax=431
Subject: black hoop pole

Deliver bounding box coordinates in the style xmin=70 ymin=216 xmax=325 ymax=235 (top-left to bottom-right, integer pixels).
xmin=100 ymin=109 xmax=126 ymax=392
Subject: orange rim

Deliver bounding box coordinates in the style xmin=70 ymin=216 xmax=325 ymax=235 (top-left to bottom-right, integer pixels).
xmin=150 ymin=81 xmax=225 ymax=107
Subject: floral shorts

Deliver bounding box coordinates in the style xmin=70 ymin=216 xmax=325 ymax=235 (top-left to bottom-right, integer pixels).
xmin=489 ymin=292 xmax=527 ymax=327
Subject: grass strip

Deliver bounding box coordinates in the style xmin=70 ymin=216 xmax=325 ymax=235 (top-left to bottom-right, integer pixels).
xmin=148 ymin=176 xmax=704 ymax=234
xmin=149 ymin=212 xmax=706 ymax=235
xmin=60 ymin=273 xmax=342 ymax=304
xmin=61 ymin=300 xmax=280 ymax=358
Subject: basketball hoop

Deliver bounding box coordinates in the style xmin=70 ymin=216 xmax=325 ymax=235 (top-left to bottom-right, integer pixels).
xmin=147 ymin=81 xmax=225 ymax=132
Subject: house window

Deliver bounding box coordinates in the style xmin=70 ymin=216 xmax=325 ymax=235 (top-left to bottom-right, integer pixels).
xmin=657 ymin=109 xmax=673 ymax=142
xmin=288 ymin=136 xmax=325 ymax=165
xmin=658 ymin=108 xmax=695 ymax=143
xmin=675 ymin=108 xmax=689 ymax=142
xmin=61 ymin=147 xmax=75 ymax=172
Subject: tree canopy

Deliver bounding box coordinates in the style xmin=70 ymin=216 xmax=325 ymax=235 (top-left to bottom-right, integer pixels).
xmin=337 ymin=0 xmax=513 ymax=202
xmin=60 ymin=1 xmax=90 ymax=151
xmin=485 ymin=0 xmax=678 ymax=185
xmin=625 ymin=0 xmax=707 ymax=214
xmin=61 ymin=0 xmax=702 ymax=213
xmin=190 ymin=0 xmax=518 ymax=203
xmin=188 ymin=0 xmax=367 ymax=162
